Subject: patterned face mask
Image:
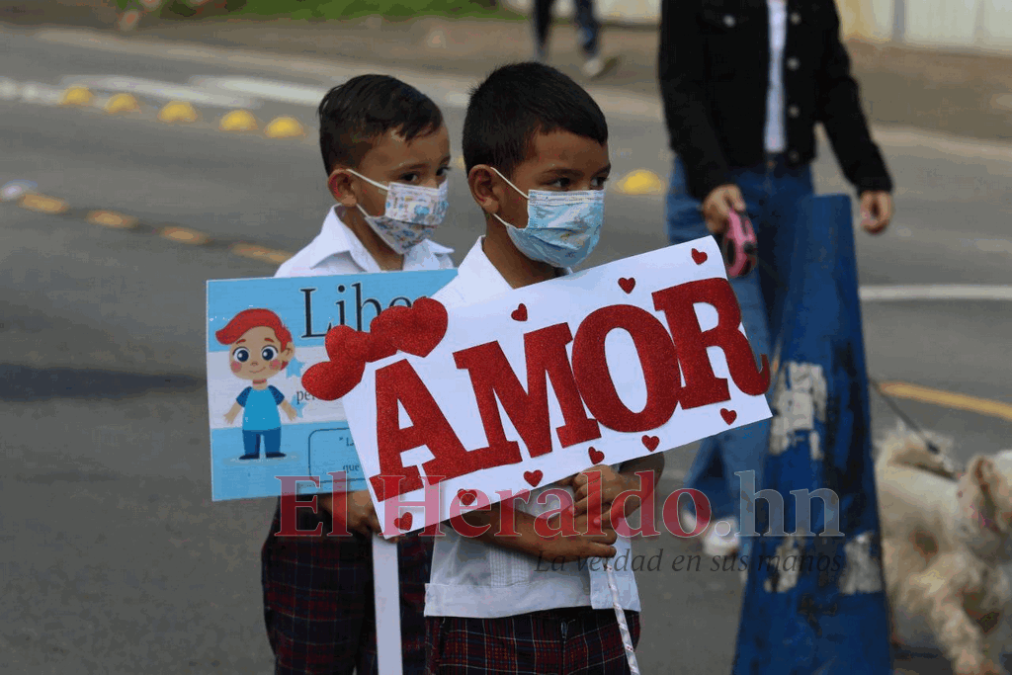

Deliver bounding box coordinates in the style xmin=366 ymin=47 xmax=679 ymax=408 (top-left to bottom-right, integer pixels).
xmin=489 ymin=167 xmax=604 ymax=268
xmin=346 ymin=169 xmax=449 ymax=254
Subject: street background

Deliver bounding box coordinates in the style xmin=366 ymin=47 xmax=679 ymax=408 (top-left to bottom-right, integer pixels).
xmin=2 ymin=1 xmax=1011 ymax=673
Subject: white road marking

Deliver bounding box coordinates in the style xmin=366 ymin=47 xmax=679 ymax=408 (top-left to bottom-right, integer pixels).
xmin=59 ymin=75 xmax=256 ymax=108
xmin=190 ymin=77 xmax=329 ymax=107
xmin=858 ymin=284 xmax=1012 ymax=302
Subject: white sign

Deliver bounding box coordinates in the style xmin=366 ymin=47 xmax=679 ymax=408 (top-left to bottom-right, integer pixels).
xmin=341 ymin=238 xmax=773 ymax=535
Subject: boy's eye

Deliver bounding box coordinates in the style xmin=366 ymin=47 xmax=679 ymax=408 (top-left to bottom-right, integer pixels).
xmin=399 ymin=172 xmax=420 ymax=183
xmin=262 ymin=346 xmax=278 ymax=361
xmin=437 ymin=166 xmax=451 ymax=178
xmin=233 ymin=348 xmax=250 ymax=363
xmin=548 ymin=177 xmax=571 ymax=189
xmin=592 ymin=175 xmax=609 ymax=189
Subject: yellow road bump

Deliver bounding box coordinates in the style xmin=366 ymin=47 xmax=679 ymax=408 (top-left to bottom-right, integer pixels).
xmin=232 ymin=243 xmax=292 ymax=265
xmin=160 ymin=226 xmax=210 ymax=246
xmin=60 ymin=86 xmax=93 ymax=107
xmin=219 ymin=110 xmax=258 ymax=133
xmin=158 ymin=101 xmax=199 ymax=124
xmin=264 ymin=116 xmax=305 ymax=139
xmin=19 ymin=193 xmax=68 ymax=215
xmin=878 ymin=381 xmax=1012 ymax=423
xmin=104 ymin=93 xmax=141 ymax=115
xmin=614 ymin=169 xmax=665 ymax=196
xmin=87 ymin=210 xmax=138 ymax=229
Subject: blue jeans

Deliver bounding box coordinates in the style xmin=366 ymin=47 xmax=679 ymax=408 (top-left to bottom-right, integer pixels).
xmin=243 ymin=428 xmax=282 ymax=459
xmin=666 ymin=156 xmax=814 ymax=552
xmin=533 ymin=0 xmax=599 ymax=58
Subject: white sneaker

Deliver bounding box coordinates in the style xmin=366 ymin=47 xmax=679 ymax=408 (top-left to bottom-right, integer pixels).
xmin=582 ymin=55 xmax=605 ymax=78
xmin=703 ymin=518 xmax=740 ymax=558
xmin=679 ymin=509 xmax=741 ymax=557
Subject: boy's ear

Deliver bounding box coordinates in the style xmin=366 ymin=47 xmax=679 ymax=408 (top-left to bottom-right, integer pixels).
xmin=467 ymin=165 xmax=504 ymax=216
xmin=328 ymin=169 xmax=359 ymax=209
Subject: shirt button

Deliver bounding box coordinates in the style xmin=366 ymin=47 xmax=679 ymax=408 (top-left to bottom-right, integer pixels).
xmin=788 ymin=150 xmax=800 ymax=162
xmin=790 ymin=11 xmax=801 ymax=24
xmin=788 ymin=105 xmax=800 ymax=118
xmin=723 ymin=14 xmax=736 ymax=27
xmin=787 ymin=57 xmax=800 ymax=71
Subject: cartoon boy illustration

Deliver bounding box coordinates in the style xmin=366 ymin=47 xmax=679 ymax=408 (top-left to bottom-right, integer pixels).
xmin=216 ymin=309 xmax=298 ymax=460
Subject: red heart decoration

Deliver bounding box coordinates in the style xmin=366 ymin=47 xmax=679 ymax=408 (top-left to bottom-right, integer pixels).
xmin=641 ymin=435 xmax=660 ymax=452
xmin=523 ymin=470 xmax=543 ymax=487
xmin=720 ymin=409 xmax=737 ymax=425
xmin=511 ymin=303 xmax=528 ymax=322
xmin=338 ymin=325 xmax=397 ymax=364
xmin=589 ymin=447 xmax=605 ymax=464
xmin=393 ymin=511 xmax=413 ymax=532
xmin=691 ymin=248 xmax=707 ymax=264
xmin=372 ymin=298 xmax=448 ymax=358
xmin=618 ymin=278 xmax=636 ymax=294
xmin=302 ymin=358 xmax=366 ymax=401
xmin=457 ymin=489 xmax=477 ymax=506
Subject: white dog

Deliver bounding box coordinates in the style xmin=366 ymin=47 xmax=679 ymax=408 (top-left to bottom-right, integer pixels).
xmin=876 ymin=425 xmax=1012 ymax=675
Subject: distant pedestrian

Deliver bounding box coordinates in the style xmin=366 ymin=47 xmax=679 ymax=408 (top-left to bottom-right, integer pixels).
xmin=657 ymin=0 xmax=894 ymax=561
xmin=533 ymin=0 xmax=607 ymax=78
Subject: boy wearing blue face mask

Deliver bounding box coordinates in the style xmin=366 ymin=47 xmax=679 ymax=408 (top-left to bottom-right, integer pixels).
xmin=261 ymin=74 xmax=454 ymax=675
xmin=423 ymin=63 xmax=664 ymax=675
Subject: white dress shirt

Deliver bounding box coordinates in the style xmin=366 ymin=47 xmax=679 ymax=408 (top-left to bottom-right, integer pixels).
xmin=273 ymin=205 xmax=454 ymax=482
xmin=275 ymin=205 xmax=454 ymax=279
xmin=765 ymin=0 xmax=788 ymax=153
xmin=424 ymin=237 xmax=641 ymax=619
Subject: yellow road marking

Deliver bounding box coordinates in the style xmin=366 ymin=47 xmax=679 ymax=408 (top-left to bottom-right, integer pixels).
xmin=158 ymin=101 xmax=199 ymax=124
xmin=19 ymin=193 xmax=68 ymax=214
xmin=220 ymin=110 xmax=258 ymax=132
xmin=161 ymin=226 xmax=210 ymax=245
xmin=264 ymin=116 xmax=305 ymax=139
xmin=231 ymin=243 xmax=292 ymax=265
xmin=60 ymin=86 xmax=93 ymax=107
xmin=104 ymin=93 xmax=141 ymax=115
xmin=87 ymin=210 xmax=138 ymax=229
xmin=614 ymin=169 xmax=665 ymax=196
xmin=878 ymin=381 xmax=1012 ymax=422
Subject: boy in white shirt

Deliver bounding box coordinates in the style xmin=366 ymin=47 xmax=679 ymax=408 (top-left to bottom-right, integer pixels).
xmin=423 ymin=63 xmax=663 ymax=674
xmin=261 ymin=74 xmax=454 ymax=675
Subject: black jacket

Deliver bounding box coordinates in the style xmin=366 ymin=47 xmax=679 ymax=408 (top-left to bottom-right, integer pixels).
xmin=658 ymin=0 xmax=893 ymax=202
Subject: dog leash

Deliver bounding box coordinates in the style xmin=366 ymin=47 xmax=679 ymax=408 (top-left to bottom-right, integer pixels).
xmin=722 ymin=226 xmax=943 ymax=455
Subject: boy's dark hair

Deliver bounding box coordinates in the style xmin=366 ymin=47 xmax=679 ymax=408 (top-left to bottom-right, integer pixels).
xmin=463 ymin=63 xmax=608 ymax=179
xmin=318 ymin=74 xmax=444 ymax=175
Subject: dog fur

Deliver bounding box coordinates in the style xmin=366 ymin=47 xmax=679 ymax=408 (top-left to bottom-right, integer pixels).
xmin=876 ymin=424 xmax=1012 ymax=675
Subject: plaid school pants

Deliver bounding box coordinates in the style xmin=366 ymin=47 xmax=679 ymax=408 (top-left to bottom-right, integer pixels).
xmin=425 ymin=606 xmax=641 ymax=674
xmin=262 ymin=500 xmax=432 ymax=675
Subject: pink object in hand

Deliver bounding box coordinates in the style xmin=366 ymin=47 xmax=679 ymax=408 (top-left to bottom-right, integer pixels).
xmin=722 ymin=210 xmax=758 ymax=278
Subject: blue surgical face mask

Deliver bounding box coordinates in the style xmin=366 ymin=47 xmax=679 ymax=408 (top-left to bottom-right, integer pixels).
xmin=489 ymin=167 xmax=604 ymax=268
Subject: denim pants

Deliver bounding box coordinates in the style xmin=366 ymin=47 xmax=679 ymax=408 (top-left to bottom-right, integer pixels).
xmin=665 ymin=156 xmax=814 ymax=554
xmin=243 ymin=428 xmax=282 ymax=458
xmin=533 ymin=0 xmax=599 ymax=57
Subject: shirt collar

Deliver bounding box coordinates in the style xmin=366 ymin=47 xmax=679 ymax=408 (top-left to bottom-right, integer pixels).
xmin=306 ymin=205 xmax=454 ymax=272
xmin=457 ymin=237 xmax=571 ymax=292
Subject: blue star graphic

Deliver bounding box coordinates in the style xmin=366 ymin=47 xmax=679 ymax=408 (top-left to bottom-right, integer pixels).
xmin=290 ymin=396 xmax=307 ymax=418
xmin=286 ymin=356 xmax=306 ymax=378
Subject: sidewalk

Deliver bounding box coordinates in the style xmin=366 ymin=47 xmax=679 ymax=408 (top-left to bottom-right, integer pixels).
xmin=4 ymin=1 xmax=1012 ymax=143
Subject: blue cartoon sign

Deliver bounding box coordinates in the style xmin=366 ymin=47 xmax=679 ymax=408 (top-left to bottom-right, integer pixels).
xmin=206 ymin=269 xmax=457 ymax=500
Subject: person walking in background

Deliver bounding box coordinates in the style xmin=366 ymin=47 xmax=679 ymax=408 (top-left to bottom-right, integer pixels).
xmin=657 ymin=0 xmax=894 ymax=560
xmin=533 ymin=0 xmax=607 ymax=78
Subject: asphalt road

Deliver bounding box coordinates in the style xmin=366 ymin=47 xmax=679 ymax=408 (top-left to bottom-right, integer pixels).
xmin=2 ymin=20 xmax=1011 ymax=675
